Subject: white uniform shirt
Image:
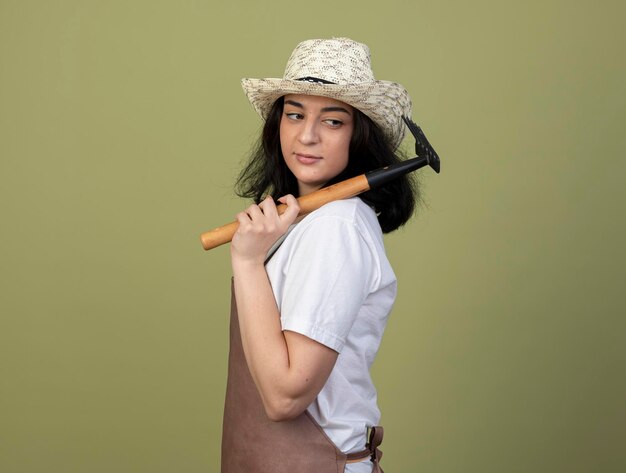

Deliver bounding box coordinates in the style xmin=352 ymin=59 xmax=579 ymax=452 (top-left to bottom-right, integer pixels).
xmin=265 ymin=198 xmax=396 ymax=472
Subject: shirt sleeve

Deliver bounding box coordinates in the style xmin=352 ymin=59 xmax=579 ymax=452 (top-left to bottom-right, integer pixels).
xmin=279 ymin=214 xmax=380 ymax=353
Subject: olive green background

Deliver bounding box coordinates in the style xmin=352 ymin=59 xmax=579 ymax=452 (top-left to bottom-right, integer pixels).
xmin=1 ymin=0 xmax=624 ymax=472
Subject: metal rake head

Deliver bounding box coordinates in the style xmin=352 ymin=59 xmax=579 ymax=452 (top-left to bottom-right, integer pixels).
xmin=402 ymin=116 xmax=441 ymax=174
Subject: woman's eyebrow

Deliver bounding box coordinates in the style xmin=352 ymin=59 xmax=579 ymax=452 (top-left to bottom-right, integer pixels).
xmin=284 ymin=99 xmax=351 ymax=115
xmin=284 ymin=99 xmax=304 ymax=108
xmin=321 ymin=106 xmax=351 ymax=115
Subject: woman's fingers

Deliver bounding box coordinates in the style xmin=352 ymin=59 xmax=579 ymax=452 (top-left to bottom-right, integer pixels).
xmin=258 ymin=195 xmax=300 ymax=230
xmin=277 ymin=194 xmax=300 ymax=224
xmin=246 ymin=202 xmax=265 ymax=220
xmin=236 ymin=195 xmax=300 ymax=237
xmin=257 ymin=195 xmax=278 ymax=218
xmin=231 ymin=195 xmax=301 ymax=263
xmin=236 ymin=199 xmax=270 ymax=228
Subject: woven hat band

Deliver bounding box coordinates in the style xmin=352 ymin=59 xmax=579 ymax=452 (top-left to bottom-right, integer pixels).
xmin=296 ymin=77 xmax=337 ymax=85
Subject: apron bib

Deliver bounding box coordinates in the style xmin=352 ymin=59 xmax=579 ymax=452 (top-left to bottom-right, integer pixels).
xmin=221 ymin=281 xmax=384 ymax=472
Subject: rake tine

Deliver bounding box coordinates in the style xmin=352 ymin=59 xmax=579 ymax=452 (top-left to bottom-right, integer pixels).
xmin=402 ymin=116 xmax=441 ymax=174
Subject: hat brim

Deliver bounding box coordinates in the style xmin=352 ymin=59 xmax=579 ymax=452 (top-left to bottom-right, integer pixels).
xmin=241 ymin=78 xmax=412 ymax=150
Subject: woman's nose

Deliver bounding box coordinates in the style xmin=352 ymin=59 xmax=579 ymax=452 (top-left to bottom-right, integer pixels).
xmin=298 ymin=119 xmax=320 ymax=144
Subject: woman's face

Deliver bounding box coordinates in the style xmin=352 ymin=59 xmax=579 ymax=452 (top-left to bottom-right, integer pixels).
xmin=279 ymin=94 xmax=354 ymax=196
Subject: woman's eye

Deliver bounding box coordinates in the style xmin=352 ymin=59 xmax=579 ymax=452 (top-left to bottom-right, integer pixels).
xmin=285 ymin=112 xmax=303 ymax=120
xmin=324 ymin=119 xmax=343 ymax=127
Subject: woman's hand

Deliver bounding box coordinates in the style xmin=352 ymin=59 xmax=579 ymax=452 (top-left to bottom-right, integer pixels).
xmin=231 ymin=194 xmax=300 ymax=265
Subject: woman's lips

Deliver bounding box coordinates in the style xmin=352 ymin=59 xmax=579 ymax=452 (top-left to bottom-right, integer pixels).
xmin=295 ymin=153 xmax=322 ymax=164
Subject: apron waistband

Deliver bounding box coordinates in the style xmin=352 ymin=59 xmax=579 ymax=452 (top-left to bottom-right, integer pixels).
xmin=345 ymin=426 xmax=384 ymax=465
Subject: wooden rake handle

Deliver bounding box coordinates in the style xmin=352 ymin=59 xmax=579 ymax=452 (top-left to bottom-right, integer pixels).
xmin=200 ymin=175 xmax=369 ymax=251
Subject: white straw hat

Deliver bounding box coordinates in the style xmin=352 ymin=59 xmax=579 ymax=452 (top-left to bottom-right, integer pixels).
xmin=241 ymin=37 xmax=412 ymax=150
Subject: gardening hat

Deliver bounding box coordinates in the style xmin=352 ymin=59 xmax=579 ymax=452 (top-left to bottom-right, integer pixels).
xmin=241 ymin=37 xmax=412 ymax=150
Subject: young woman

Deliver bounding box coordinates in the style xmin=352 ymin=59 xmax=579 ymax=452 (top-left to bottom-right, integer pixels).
xmin=221 ymin=38 xmax=419 ymax=473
